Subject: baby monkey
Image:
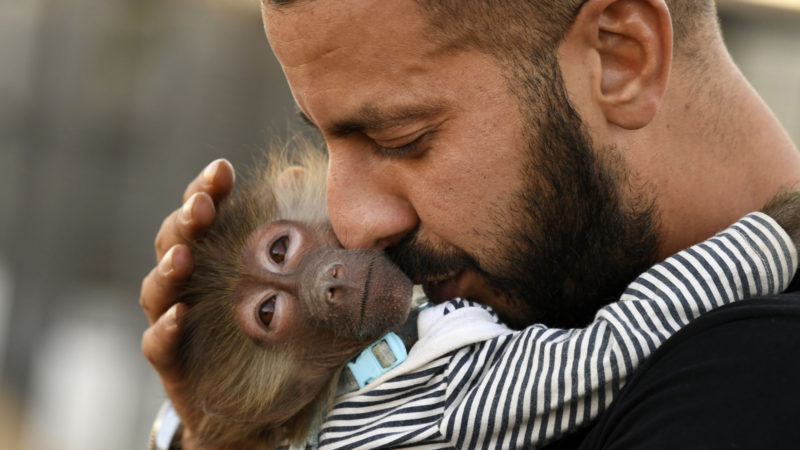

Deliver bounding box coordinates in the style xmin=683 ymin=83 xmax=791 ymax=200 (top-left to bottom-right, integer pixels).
xmin=179 ymin=143 xmax=413 ymax=448
xmin=179 ymin=141 xmax=800 ymax=449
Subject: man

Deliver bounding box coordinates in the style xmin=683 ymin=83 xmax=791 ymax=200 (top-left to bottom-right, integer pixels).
xmin=141 ymin=0 xmax=800 ymax=448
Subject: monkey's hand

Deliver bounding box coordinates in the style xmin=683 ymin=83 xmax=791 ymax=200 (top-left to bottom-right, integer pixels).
xmin=141 ymin=158 xmax=235 ymax=449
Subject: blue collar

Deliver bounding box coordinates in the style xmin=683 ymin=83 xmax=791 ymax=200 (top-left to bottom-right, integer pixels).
xmin=344 ymin=332 xmax=408 ymax=390
xmin=336 ymin=301 xmax=429 ymax=395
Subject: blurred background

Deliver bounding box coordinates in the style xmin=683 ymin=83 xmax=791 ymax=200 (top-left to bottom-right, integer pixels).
xmin=0 ymin=0 xmax=798 ymax=448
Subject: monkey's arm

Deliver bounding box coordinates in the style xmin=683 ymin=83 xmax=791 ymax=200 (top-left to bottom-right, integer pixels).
xmin=141 ymin=159 xmax=235 ymax=450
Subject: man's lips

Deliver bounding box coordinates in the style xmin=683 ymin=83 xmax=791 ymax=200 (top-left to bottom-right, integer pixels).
xmin=421 ymin=270 xmax=466 ymax=303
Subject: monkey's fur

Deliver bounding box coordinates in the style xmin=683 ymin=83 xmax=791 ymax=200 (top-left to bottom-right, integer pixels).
xmin=179 ymin=146 xmax=324 ymax=448
xmin=178 ymin=138 xmax=800 ymax=449
xmin=178 ymin=140 xmax=416 ymax=449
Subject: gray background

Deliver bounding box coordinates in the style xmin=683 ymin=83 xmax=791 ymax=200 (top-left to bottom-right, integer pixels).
xmin=0 ymin=0 xmax=798 ymax=448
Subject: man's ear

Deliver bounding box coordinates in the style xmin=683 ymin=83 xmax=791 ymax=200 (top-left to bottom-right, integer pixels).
xmin=565 ymin=0 xmax=672 ymax=130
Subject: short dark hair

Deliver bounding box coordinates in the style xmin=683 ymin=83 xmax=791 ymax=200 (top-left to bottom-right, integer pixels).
xmin=265 ymin=0 xmax=717 ymax=62
xmin=412 ymin=0 xmax=717 ymax=63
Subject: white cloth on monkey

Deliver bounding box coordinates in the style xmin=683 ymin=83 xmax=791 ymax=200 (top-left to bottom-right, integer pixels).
xmin=317 ymin=212 xmax=798 ymax=449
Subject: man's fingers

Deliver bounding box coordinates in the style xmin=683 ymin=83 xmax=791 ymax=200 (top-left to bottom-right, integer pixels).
xmin=141 ymin=245 xmax=193 ymax=324
xmin=141 ymin=303 xmax=201 ymax=430
xmin=182 ymin=158 xmax=235 ymax=204
xmin=154 ymin=192 xmax=216 ymax=260
xmin=138 ymin=159 xmax=235 ymax=448
xmin=142 ymin=303 xmax=184 ymax=372
xmin=154 ymin=159 xmax=234 ymax=260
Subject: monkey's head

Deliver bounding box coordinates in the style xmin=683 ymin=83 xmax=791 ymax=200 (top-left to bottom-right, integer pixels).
xmin=178 ymin=145 xmax=414 ymax=448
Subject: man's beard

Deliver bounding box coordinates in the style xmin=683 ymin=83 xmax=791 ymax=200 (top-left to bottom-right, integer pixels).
xmin=387 ymin=62 xmax=660 ymax=329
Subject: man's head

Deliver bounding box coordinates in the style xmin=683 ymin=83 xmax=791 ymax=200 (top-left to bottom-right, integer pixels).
xmin=260 ymin=0 xmax=791 ymax=327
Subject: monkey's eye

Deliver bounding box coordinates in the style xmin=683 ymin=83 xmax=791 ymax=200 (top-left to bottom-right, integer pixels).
xmin=269 ymin=236 xmax=289 ymax=264
xmin=259 ymin=297 xmax=276 ymax=327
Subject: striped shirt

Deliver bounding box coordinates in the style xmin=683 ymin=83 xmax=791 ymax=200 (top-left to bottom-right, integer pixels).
xmin=317 ymin=213 xmax=798 ymax=449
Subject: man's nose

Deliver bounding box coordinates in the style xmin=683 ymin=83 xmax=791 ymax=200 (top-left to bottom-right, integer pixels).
xmin=326 ymin=152 xmax=418 ymax=250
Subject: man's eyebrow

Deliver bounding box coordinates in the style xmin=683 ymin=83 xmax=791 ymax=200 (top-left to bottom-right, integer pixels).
xmin=296 ymin=104 xmax=446 ymax=136
xmin=331 ymin=104 xmax=446 ymax=136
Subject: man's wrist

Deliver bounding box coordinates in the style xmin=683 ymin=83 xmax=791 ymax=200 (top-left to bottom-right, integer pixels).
xmin=148 ymin=400 xmax=183 ymax=450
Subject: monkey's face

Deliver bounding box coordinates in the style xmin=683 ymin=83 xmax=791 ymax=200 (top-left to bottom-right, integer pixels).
xmin=236 ymin=219 xmax=414 ymax=375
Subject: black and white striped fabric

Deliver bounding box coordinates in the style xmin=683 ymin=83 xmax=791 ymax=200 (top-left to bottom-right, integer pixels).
xmin=317 ymin=213 xmax=798 ymax=449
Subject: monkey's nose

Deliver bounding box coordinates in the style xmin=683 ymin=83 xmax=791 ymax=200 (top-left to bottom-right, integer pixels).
xmin=325 ymin=284 xmax=337 ymax=303
xmin=321 ymin=279 xmax=353 ymax=305
xmin=319 ymin=263 xmax=359 ymax=305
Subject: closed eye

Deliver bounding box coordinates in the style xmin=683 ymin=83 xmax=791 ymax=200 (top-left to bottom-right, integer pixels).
xmin=373 ymin=132 xmax=430 ymax=159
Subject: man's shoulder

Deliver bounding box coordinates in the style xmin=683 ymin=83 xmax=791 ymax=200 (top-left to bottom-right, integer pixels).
xmin=560 ymin=294 xmax=800 ymax=449
xmin=683 ymin=291 xmax=800 ymax=328
xmin=634 ymin=294 xmax=800 ymax=385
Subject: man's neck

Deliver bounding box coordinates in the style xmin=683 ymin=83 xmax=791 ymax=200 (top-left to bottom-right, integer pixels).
xmin=646 ymin=51 xmax=800 ymax=259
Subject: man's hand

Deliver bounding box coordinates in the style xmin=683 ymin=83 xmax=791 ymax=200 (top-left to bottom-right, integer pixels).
xmin=140 ymin=159 xmax=235 ymax=448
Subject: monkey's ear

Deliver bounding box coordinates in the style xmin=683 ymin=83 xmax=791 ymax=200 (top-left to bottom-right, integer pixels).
xmin=276 ymin=166 xmax=309 ymax=189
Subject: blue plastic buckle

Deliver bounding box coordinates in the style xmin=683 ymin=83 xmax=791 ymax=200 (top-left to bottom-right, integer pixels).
xmin=346 ymin=332 xmax=408 ymax=389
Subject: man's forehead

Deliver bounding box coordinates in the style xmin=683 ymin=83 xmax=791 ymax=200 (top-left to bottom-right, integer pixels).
xmin=263 ymin=0 xmax=452 ymax=135
xmin=262 ymin=0 xmax=428 ymax=67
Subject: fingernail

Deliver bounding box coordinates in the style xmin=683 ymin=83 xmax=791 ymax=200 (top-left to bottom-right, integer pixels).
xmin=203 ymin=160 xmax=220 ymax=187
xmin=165 ymin=304 xmax=179 ymax=330
xmin=159 ymin=247 xmax=175 ymax=277
xmin=180 ymin=194 xmax=197 ymax=224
